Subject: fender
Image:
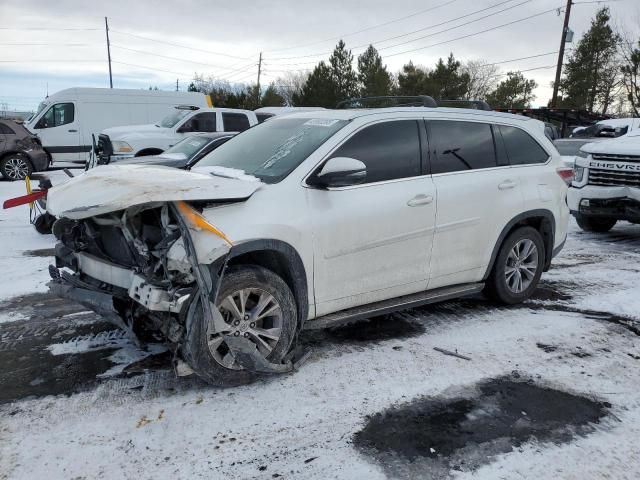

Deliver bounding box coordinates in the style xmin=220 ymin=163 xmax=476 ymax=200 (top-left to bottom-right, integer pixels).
xmin=482 ymin=209 xmax=556 ymax=281
xmin=225 ymin=239 xmax=309 ymax=326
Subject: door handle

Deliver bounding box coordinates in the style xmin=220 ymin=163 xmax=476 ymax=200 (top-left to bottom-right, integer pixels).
xmin=498 ymin=179 xmax=517 ymax=190
xmin=407 ymin=194 xmax=434 ymax=207
xmin=68 ymin=129 xmax=78 ymax=133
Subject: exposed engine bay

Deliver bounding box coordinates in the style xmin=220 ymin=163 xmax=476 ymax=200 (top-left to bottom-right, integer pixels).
xmin=51 ymin=202 xmax=207 ymax=343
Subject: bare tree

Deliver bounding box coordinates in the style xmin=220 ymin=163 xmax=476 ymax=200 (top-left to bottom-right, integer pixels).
xmin=274 ymin=71 xmax=309 ymax=106
xmin=618 ymin=28 xmax=640 ymax=116
xmin=461 ymin=59 xmax=499 ymax=101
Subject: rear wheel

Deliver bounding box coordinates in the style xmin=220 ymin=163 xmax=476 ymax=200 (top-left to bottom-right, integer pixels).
xmin=575 ymin=214 xmax=616 ymax=233
xmin=182 ymin=265 xmax=297 ymax=386
xmin=1 ymin=154 xmax=33 ymax=181
xmin=485 ymin=226 xmax=545 ymax=304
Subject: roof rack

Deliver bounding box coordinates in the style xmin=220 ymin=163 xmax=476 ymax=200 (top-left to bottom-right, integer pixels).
xmin=336 ymin=95 xmax=438 ymax=109
xmin=335 ymin=95 xmax=492 ymax=111
xmin=436 ymin=99 xmax=492 ymax=111
xmin=174 ymin=105 xmax=201 ymax=110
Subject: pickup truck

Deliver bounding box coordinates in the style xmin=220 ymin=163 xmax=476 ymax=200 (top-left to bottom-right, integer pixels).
xmin=568 ymin=133 xmax=640 ymax=232
xmin=98 ymin=106 xmax=257 ymax=163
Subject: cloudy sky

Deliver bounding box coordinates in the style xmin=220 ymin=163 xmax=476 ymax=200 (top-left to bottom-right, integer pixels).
xmin=1 ymin=0 xmax=638 ymax=111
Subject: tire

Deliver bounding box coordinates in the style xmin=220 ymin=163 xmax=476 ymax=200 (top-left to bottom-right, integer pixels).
xmin=575 ymin=214 xmax=616 ymax=233
xmin=34 ymin=213 xmax=56 ymax=235
xmin=182 ymin=265 xmax=298 ymax=387
xmin=1 ymin=153 xmax=33 ymax=181
xmin=485 ymin=226 xmax=545 ymax=305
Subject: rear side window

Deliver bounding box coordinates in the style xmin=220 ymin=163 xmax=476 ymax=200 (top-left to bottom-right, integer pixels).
xmin=498 ymin=125 xmax=549 ymax=165
xmin=256 ymin=113 xmax=275 ymax=123
xmin=0 ymin=123 xmax=15 ymax=134
xmin=429 ymin=121 xmax=496 ymax=174
xmin=36 ymin=103 xmax=74 ymax=129
xmin=329 ymin=120 xmax=421 ymax=184
xmin=188 ymin=112 xmax=216 ymax=132
xmin=222 ymin=112 xmax=251 ymax=132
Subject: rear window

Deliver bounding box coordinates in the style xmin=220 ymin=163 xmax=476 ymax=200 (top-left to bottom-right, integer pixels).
xmin=222 ymin=112 xmax=251 ymax=132
xmin=429 ymin=121 xmax=497 ymax=174
xmin=256 ymin=113 xmax=275 ymax=123
xmin=498 ymin=125 xmax=549 ymax=165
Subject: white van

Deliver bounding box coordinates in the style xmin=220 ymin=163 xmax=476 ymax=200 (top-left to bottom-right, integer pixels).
xmin=24 ymin=88 xmax=211 ymax=165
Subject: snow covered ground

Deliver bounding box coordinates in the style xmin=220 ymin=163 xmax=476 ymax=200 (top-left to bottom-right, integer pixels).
xmin=1 ymin=174 xmax=639 ymax=479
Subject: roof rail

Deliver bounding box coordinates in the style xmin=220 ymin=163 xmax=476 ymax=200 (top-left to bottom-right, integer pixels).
xmin=336 ymin=95 xmax=438 ymax=109
xmin=436 ymin=99 xmax=492 ymax=111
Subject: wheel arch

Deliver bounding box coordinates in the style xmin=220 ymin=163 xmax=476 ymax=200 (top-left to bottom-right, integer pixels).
xmin=224 ymin=239 xmax=309 ymax=327
xmin=482 ymin=209 xmax=556 ymax=280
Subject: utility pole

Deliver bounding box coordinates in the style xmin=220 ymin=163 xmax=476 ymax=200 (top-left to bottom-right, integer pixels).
xmin=105 ymin=17 xmax=113 ymax=88
xmin=256 ymin=52 xmax=262 ymax=106
xmin=551 ymin=0 xmax=572 ymax=108
xmin=176 ymin=79 xmax=179 ymax=92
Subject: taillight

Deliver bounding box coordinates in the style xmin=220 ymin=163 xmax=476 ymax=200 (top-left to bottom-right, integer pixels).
xmin=556 ymin=167 xmax=575 ymax=185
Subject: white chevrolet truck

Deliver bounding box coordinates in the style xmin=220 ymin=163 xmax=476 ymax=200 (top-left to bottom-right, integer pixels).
xmin=569 ymin=133 xmax=640 ymax=232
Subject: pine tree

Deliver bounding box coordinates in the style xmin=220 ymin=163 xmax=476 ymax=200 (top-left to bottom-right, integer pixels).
xmin=396 ymin=61 xmax=429 ymax=96
xmin=296 ymin=61 xmax=336 ymax=107
xmin=426 ymin=53 xmax=470 ymax=99
xmin=297 ymin=40 xmax=359 ymax=107
xmin=261 ymin=83 xmax=286 ymax=107
xmin=486 ymin=71 xmax=537 ymax=108
xmin=558 ymin=7 xmax=620 ymax=113
xmin=329 ymin=40 xmax=359 ymax=102
xmin=357 ymin=45 xmax=393 ymax=97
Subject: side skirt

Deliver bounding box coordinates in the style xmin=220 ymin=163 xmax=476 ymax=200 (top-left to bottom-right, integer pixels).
xmin=304 ymin=282 xmax=484 ymax=330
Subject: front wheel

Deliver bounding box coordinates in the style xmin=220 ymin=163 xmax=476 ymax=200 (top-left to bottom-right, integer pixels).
xmin=485 ymin=226 xmax=545 ymax=305
xmin=182 ymin=265 xmax=297 ymax=387
xmin=1 ymin=154 xmax=33 ymax=181
xmin=575 ymin=214 xmax=616 ymax=233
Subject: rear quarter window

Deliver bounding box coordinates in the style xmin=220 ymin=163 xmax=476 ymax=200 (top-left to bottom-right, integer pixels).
xmin=498 ymin=125 xmax=550 ymax=165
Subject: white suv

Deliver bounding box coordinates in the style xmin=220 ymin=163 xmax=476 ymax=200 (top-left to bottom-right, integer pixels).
xmin=46 ymin=106 xmax=570 ymax=386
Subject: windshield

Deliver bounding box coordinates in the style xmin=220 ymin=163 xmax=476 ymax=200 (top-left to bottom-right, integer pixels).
xmin=554 ymin=140 xmax=591 ymax=156
xmin=27 ymin=101 xmax=48 ymax=124
xmin=197 ymin=117 xmax=349 ymax=183
xmin=157 ymin=109 xmax=191 ymax=128
xmin=164 ymin=135 xmax=211 ymax=158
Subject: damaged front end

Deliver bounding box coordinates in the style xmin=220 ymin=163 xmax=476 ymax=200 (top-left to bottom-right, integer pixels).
xmin=48 ymin=200 xmax=305 ymax=382
xmin=49 ymin=201 xmax=229 ymax=343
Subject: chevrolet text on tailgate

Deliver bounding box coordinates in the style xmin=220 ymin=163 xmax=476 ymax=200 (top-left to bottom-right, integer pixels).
xmin=46 ymin=97 xmax=570 ymax=386
xmin=568 ymin=133 xmax=640 ymax=232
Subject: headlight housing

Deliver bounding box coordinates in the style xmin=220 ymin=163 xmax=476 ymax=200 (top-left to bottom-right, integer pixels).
xmin=574 ymin=165 xmax=585 ymax=183
xmin=112 ymin=141 xmax=134 ymax=153
xmin=576 ymin=149 xmax=590 ymax=158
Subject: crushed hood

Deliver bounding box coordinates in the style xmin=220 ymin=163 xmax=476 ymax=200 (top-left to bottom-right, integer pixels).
xmin=46 ymin=164 xmax=261 ymax=219
xmin=582 ymin=135 xmax=640 ymax=156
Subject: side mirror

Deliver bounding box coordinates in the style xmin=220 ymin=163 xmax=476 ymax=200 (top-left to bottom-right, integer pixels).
xmin=310 ymin=157 xmax=366 ymax=188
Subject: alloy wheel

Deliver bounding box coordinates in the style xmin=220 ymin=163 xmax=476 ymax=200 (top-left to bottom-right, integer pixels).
xmin=208 ymin=288 xmax=284 ymax=369
xmin=504 ymin=239 xmax=539 ymax=294
xmin=4 ymin=156 xmax=30 ymax=180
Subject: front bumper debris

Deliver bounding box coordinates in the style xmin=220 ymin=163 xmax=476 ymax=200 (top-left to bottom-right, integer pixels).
xmin=575 ymin=197 xmax=640 ymax=222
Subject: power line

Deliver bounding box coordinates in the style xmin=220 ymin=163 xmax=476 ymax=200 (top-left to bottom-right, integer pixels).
xmin=0 ymin=59 xmax=101 ymax=63
xmin=0 ymin=26 xmax=99 ymax=31
xmin=110 ymin=43 xmax=256 ymax=72
xmin=267 ymin=0 xmax=534 ymax=63
xmin=0 ymin=43 xmax=97 ymax=46
xmin=264 ymin=0 xmax=460 ymax=53
xmin=109 ymin=29 xmax=254 ymax=61
xmin=384 ymin=6 xmax=559 ymax=58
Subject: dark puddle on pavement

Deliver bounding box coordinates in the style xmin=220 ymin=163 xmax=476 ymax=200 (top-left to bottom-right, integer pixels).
xmin=22 ymin=248 xmax=55 ymax=257
xmin=354 ymin=376 xmax=609 ymax=479
xmin=301 ymin=315 xmax=426 ymax=349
